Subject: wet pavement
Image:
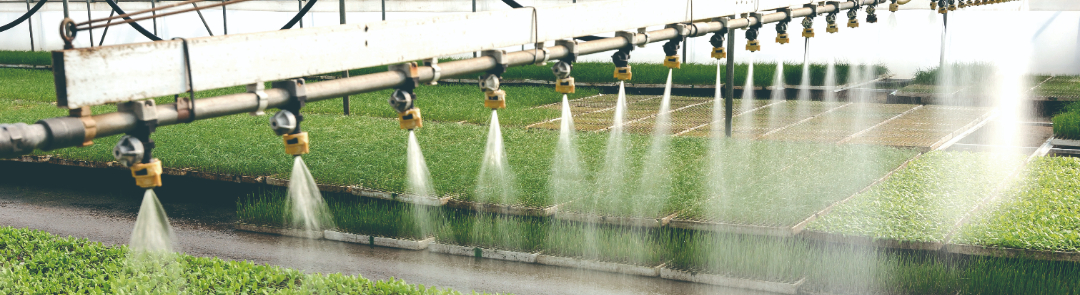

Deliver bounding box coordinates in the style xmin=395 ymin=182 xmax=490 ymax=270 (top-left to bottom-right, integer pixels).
xmin=0 ymin=162 xmax=766 ymax=295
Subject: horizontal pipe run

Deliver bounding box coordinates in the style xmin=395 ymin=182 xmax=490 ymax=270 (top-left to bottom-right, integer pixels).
xmin=1 ymin=0 xmax=876 ymax=158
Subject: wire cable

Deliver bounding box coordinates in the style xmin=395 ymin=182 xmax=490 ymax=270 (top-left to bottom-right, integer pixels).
xmin=0 ymin=0 xmax=46 ymax=33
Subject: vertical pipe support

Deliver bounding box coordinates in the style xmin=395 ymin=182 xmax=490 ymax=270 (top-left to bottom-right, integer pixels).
xmin=340 ymin=0 xmax=349 ymax=115
xmin=85 ymin=0 xmax=92 ymax=47
xmin=223 ymin=0 xmax=228 ymax=35
xmin=26 ymin=0 xmax=34 ymax=51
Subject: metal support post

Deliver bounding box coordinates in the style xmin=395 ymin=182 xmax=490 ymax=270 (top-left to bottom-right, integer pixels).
xmin=86 ymin=0 xmax=93 ymax=47
xmin=472 ymin=0 xmax=477 ymax=58
xmin=222 ymin=0 xmax=227 ymax=35
xmin=62 ymin=0 xmax=70 ymax=18
xmin=725 ymin=27 xmax=735 ymax=138
xmin=381 ymin=0 xmax=386 ymax=21
xmin=151 ymin=0 xmax=157 ymax=35
xmin=340 ymin=0 xmax=349 ymax=115
xmin=193 ymin=3 xmax=214 ymax=36
xmin=299 ymin=0 xmax=304 ymax=28
xmin=26 ymin=0 xmax=34 ymax=51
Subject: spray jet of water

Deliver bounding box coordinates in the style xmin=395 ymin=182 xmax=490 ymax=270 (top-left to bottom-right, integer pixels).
xmin=129 ymin=189 xmax=174 ymax=252
xmin=477 ymin=110 xmax=517 ymax=204
xmin=549 ymin=95 xmax=584 ymax=205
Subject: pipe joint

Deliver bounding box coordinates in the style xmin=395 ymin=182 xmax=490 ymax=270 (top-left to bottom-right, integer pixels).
xmin=36 ymin=117 xmax=86 ymax=151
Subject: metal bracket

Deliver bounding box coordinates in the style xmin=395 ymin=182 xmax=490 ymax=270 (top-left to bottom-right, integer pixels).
xmin=555 ymin=39 xmax=578 ymax=63
xmin=533 ymin=42 xmax=550 ymax=66
xmin=804 ymin=3 xmax=819 ymax=17
xmin=425 ymin=58 xmax=441 ymax=86
xmin=615 ymin=31 xmax=638 ymax=48
xmin=481 ymin=50 xmax=508 ymax=76
xmin=388 ymin=62 xmax=420 ymax=90
xmin=665 ymin=23 xmax=689 ymax=37
xmin=748 ymin=12 xmax=764 ymax=29
xmin=247 ymin=82 xmax=269 ymax=116
xmin=777 ymin=8 xmax=793 ymax=22
xmin=271 ymin=79 xmax=307 ymax=134
xmin=118 ymin=100 xmax=158 ymax=122
xmin=635 ymin=28 xmax=650 ymax=48
xmin=826 ymin=1 xmax=843 ymax=13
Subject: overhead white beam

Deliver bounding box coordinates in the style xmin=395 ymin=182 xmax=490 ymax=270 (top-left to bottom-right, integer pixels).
xmin=52 ymin=0 xmax=818 ymax=108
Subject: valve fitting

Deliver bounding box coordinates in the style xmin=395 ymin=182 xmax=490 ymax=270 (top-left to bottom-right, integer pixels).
xmin=612 ymin=31 xmax=635 ymax=81
xmin=271 ymin=79 xmax=308 ymax=156
xmin=825 ymin=2 xmax=840 ymax=33
xmin=847 ymin=1 xmax=861 ymax=28
xmin=662 ymin=39 xmax=682 ymax=69
xmin=709 ymin=31 xmax=727 ymax=59
xmin=938 ymin=0 xmax=948 ymax=13
xmin=114 ymin=100 xmax=161 ymax=188
xmin=389 ymin=62 xmax=424 ymax=129
xmin=802 ymin=4 xmax=817 ymax=38
xmin=890 ymin=0 xmax=899 ymax=12
xmin=775 ymin=9 xmax=791 ymax=44
xmin=552 ymin=61 xmax=575 ymax=94
xmin=948 ymin=0 xmax=957 ymax=10
xmin=866 ymin=3 xmax=878 ymax=24
xmin=745 ymin=14 xmax=762 ymax=52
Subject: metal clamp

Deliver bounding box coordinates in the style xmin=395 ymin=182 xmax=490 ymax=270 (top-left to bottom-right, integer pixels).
xmin=804 ymin=3 xmax=819 ymax=17
xmin=482 ymin=50 xmax=509 ymax=76
xmin=389 ymin=62 xmax=421 ymax=91
xmin=173 ymin=37 xmax=196 ymax=124
xmin=533 ymin=42 xmax=550 ymax=66
xmin=555 ymin=39 xmax=578 ymax=63
xmin=615 ymin=31 xmax=638 ymax=48
xmin=116 ymin=99 xmax=159 ymax=166
xmin=826 ymin=1 xmax=843 ymax=14
xmin=426 ymin=58 xmax=441 ymax=86
xmin=665 ymin=23 xmax=689 ymax=38
xmin=247 ymin=82 xmax=269 ymax=116
xmin=271 ymin=79 xmax=307 ymax=134
xmin=636 ymin=27 xmax=650 ymax=48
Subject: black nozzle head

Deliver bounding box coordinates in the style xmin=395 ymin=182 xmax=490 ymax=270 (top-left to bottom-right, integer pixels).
xmin=611 ymin=50 xmax=631 ymax=68
xmin=389 ymin=89 xmax=415 ymax=113
xmin=662 ymin=39 xmax=681 ymax=56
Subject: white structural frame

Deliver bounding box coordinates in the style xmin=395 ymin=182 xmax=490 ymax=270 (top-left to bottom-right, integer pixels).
xmin=52 ymin=0 xmax=814 ymax=108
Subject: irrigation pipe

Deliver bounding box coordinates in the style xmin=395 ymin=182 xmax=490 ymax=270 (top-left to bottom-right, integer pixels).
xmin=0 ymin=0 xmax=872 ymax=158
xmin=101 ymin=0 xmax=162 ymax=41
xmin=0 ymin=0 xmax=46 ymax=32
xmin=280 ymin=0 xmax=316 ymax=30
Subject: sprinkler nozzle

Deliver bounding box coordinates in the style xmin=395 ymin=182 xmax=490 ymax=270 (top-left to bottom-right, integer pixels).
xmin=661 ymin=39 xmax=681 ymax=69
xmin=802 ymin=28 xmax=815 ymax=38
xmin=663 ymin=55 xmax=681 ymax=69
xmin=113 ymin=135 xmax=145 ymax=168
xmin=398 ymin=108 xmax=423 ymax=130
xmin=130 ymin=159 xmax=163 ymax=188
xmin=614 ymin=66 xmax=632 ymax=81
xmin=746 ymin=40 xmax=761 ymax=52
xmin=847 ymin=18 xmax=860 ymax=28
xmin=282 ymin=132 xmax=309 ymax=156
xmin=711 ymin=47 xmax=727 ymax=59
xmin=930 ymin=1 xmax=937 ymax=9
xmin=776 ymin=33 xmax=790 ymax=44
xmin=889 ymin=3 xmax=899 ymax=12
xmin=709 ymin=32 xmax=727 ymax=59
xmin=485 ymin=90 xmax=508 ymax=109
xmin=270 ymin=110 xmax=298 ymax=136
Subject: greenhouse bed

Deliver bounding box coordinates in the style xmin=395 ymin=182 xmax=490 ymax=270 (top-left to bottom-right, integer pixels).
xmin=806 ymin=151 xmax=1029 ymax=247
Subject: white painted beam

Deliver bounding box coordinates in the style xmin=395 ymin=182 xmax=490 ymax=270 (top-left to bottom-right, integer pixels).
xmin=52 ymin=0 xmax=823 ymax=108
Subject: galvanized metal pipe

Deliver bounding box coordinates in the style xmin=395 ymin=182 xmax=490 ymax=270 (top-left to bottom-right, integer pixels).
xmin=0 ymin=0 xmax=871 ymax=158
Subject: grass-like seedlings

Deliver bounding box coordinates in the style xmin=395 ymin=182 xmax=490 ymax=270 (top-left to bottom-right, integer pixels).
xmin=808 ymin=151 xmax=1026 ymax=243
xmin=957 ymin=156 xmax=1080 ymax=252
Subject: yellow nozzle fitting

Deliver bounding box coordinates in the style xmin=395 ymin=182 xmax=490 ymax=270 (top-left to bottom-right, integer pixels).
xmin=802 ymin=28 xmax=815 ymax=38
xmin=485 ymin=90 xmax=507 ymax=109
xmin=711 ymin=47 xmax=727 ymax=59
xmin=555 ymin=78 xmax=576 ymax=94
xmin=746 ymin=40 xmax=761 ymax=52
xmin=663 ymin=56 xmax=681 ymax=69
xmin=399 ymin=108 xmax=423 ymax=130
xmin=939 ymin=6 xmax=948 ymax=13
xmin=283 ymin=132 xmax=310 ymax=156
xmin=930 ymin=1 xmax=937 ymax=9
xmin=826 ymin=23 xmax=839 ymax=33
xmin=958 ymin=2 xmax=966 ymax=8
xmin=889 ymin=3 xmax=899 ymax=11
xmin=776 ymin=33 xmax=790 ymax=44
xmin=131 ymin=159 xmax=163 ymax=188
xmin=847 ymin=19 xmax=859 ymax=28
xmin=948 ymin=4 xmax=956 ymax=10
xmin=614 ymin=66 xmax=632 ymax=81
